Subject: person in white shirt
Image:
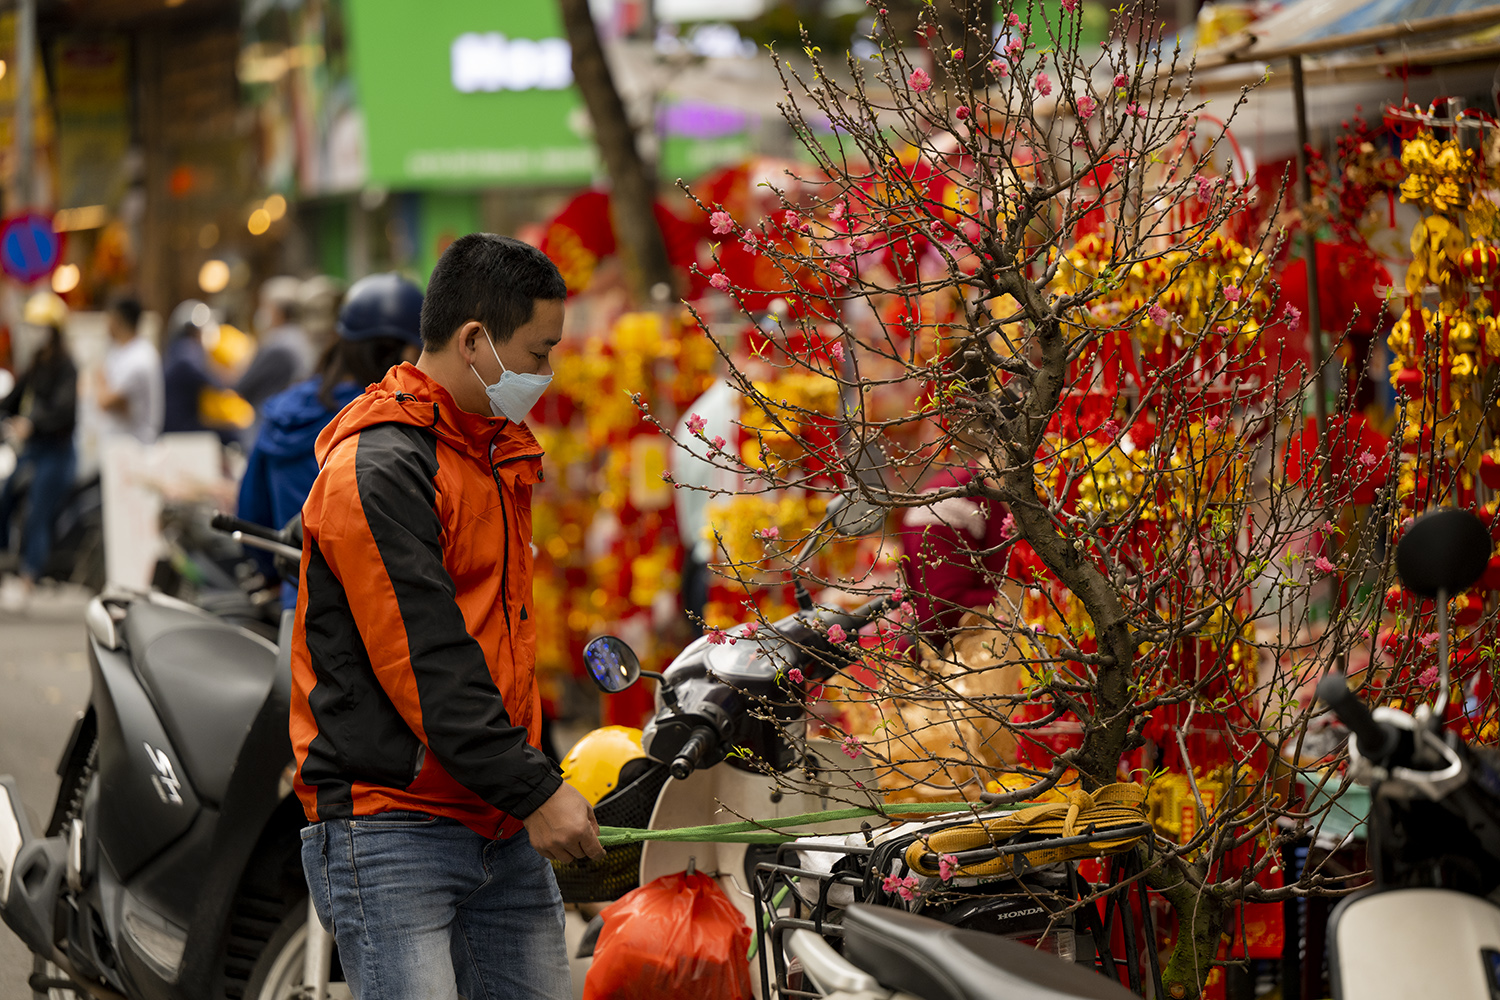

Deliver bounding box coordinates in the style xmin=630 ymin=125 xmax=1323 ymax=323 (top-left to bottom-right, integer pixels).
xmin=95 ymin=295 xmax=163 ymax=443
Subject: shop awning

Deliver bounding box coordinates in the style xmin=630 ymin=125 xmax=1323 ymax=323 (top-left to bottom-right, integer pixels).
xmin=1179 ymin=0 xmax=1500 ymax=82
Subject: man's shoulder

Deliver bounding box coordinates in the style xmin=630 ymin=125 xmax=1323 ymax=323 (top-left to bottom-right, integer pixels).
xmin=327 ymin=421 xmax=440 ymax=477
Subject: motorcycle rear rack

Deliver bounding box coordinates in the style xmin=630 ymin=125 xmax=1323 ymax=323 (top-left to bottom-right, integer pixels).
xmin=752 ymin=825 xmax=1161 ymax=998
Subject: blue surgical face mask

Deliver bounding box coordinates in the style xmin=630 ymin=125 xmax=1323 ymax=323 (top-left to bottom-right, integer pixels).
xmin=470 ymin=327 xmax=552 ymax=422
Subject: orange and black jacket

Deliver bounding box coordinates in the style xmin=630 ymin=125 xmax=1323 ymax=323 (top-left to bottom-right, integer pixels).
xmin=289 ymin=363 xmax=561 ymax=839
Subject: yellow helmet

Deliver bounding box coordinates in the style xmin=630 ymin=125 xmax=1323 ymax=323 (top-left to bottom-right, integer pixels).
xmin=561 ymin=725 xmax=646 ymax=805
xmin=23 ymin=291 xmax=67 ymax=329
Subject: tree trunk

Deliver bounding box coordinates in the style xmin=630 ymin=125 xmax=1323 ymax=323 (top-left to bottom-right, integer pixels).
xmin=556 ymin=0 xmax=676 ymax=303
xmin=1150 ymin=859 xmax=1228 ymax=1000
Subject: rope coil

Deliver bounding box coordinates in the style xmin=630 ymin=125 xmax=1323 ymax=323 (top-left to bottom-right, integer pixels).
xmin=903 ymin=783 xmax=1150 ymax=877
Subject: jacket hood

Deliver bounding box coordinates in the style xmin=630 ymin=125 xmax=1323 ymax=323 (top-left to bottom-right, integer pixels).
xmin=314 ymin=363 xmax=542 ymax=468
xmin=255 ymin=379 xmax=361 ymax=458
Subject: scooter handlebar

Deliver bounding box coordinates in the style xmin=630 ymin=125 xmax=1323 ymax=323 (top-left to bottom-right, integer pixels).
xmin=1317 ymin=673 xmax=1399 ymax=763
xmin=211 ymin=512 xmax=287 ymax=544
xmin=669 ymin=725 xmax=718 ymax=781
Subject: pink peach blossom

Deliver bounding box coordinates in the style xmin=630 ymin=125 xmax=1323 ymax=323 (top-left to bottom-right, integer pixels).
xmin=1034 ymin=72 xmax=1052 ymax=96
xmin=1076 ymin=94 xmax=1097 ymax=119
xmin=710 ymin=211 xmax=734 ymax=235
xmin=841 ymin=734 xmax=862 ymax=758
xmin=686 ymin=413 xmax=707 ymax=435
xmin=1314 ymin=556 xmax=1336 ymax=575
xmin=955 ymin=105 xmax=970 ymax=121
xmin=710 ymin=273 xmax=731 ymax=291
xmin=787 ymin=667 xmax=805 ymax=683
xmin=908 ymin=68 xmax=932 ymax=92
xmin=830 ymin=341 xmax=846 ymax=362
xmin=938 ymin=854 xmax=960 ymax=881
xmin=827 ymin=624 xmax=847 ymax=644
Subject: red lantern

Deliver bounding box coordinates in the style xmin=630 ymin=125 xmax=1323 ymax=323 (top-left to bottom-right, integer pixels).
xmin=1452 ymin=592 xmax=1485 ymax=627
xmin=1384 ymin=584 xmax=1412 ymax=613
xmin=1483 ymin=453 xmax=1500 ymax=490
xmin=1483 ymin=553 xmax=1500 ymax=591
xmin=1460 ymin=243 xmax=1500 ymax=286
xmin=1394 ymin=367 xmax=1424 ymax=395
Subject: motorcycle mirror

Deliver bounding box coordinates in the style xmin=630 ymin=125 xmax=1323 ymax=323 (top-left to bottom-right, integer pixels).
xmin=1396 ymin=507 xmax=1490 ymax=599
xmin=827 ymin=495 xmax=885 ymax=537
xmin=582 ymin=636 xmax=642 ymax=694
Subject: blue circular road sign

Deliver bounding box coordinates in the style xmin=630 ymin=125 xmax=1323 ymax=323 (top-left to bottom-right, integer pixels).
xmin=0 ymin=214 xmax=61 ymax=284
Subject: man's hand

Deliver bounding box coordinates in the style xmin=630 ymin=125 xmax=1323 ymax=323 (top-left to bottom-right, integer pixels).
xmin=523 ymin=783 xmax=605 ymax=863
xmin=5 ymin=416 xmax=31 ymax=443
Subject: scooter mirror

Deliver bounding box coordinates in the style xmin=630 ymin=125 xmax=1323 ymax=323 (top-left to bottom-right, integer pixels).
xmin=1396 ymin=507 xmax=1491 ymax=599
xmin=582 ymin=635 xmax=642 ymax=693
xmin=827 ymin=495 xmax=885 ymax=537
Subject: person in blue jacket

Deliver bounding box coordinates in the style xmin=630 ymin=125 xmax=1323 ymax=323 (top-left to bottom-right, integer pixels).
xmin=236 ymin=273 xmax=423 ymax=599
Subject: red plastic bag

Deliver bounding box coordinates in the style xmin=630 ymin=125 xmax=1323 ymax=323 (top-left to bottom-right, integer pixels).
xmin=583 ymin=870 xmax=752 ymax=1000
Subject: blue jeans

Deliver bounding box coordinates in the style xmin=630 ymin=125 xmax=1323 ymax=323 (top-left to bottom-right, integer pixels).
xmin=300 ymin=813 xmax=570 ymax=1000
xmin=0 ymin=439 xmax=75 ymax=579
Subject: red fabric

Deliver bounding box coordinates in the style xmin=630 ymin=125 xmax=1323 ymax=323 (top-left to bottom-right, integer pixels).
xmin=898 ymin=464 xmax=1013 ymax=642
xmin=540 ymin=191 xmax=711 ymax=298
xmin=1282 ymin=414 xmax=1391 ymax=504
xmin=1277 ymin=242 xmax=1393 ymax=338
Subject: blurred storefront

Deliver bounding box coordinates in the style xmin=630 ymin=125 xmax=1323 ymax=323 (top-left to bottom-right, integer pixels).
xmin=241 ymin=0 xmax=775 ymax=284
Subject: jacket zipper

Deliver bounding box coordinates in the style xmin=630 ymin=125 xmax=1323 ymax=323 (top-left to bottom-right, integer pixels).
xmin=487 ymin=427 xmax=513 ymax=633
xmin=485 ymin=423 xmax=545 ymax=633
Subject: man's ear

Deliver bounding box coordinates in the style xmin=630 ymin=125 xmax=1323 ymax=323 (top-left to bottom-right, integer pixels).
xmin=454 ymin=321 xmax=484 ymax=364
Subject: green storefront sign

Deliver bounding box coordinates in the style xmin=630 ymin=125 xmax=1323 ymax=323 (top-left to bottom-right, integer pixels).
xmin=345 ymin=0 xmax=596 ymax=187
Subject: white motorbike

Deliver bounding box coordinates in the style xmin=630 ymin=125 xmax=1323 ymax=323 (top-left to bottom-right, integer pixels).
xmin=1320 ymin=506 xmax=1500 ymax=1000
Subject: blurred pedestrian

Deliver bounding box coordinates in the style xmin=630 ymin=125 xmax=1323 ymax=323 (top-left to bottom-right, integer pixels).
xmin=95 ymin=294 xmax=163 ymax=443
xmin=237 ymin=273 xmax=423 ymax=599
xmin=162 ymin=300 xmax=223 ymax=435
xmin=0 ymin=293 xmax=78 ymax=608
xmin=237 ymin=276 xmax=316 ymax=407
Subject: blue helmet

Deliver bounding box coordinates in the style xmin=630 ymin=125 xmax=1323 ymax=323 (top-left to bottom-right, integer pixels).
xmin=337 ymin=273 xmax=424 ymax=348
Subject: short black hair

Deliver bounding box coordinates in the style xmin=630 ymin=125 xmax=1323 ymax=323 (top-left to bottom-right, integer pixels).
xmin=108 ymin=294 xmax=143 ymax=330
xmin=419 ymin=234 xmax=566 ymax=351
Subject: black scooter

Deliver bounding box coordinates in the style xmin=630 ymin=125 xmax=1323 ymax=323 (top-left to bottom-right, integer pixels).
xmin=0 ymin=514 xmax=328 ymax=1000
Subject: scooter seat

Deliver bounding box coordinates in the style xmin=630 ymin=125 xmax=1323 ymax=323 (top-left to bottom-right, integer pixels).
xmin=841 ymin=903 xmax=1137 ymax=1000
xmin=124 ymin=601 xmax=278 ymax=806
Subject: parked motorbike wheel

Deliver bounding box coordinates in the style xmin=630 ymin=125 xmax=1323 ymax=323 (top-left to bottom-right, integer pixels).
xmin=218 ymin=832 xmax=323 ymax=999
xmin=242 ymin=905 xmax=351 ymax=1000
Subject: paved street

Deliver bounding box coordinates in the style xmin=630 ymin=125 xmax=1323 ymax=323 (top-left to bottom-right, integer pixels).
xmin=0 ymin=587 xmax=93 ymax=1000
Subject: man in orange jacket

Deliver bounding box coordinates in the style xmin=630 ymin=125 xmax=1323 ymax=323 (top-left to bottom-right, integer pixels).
xmin=290 ymin=234 xmax=603 ymax=999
